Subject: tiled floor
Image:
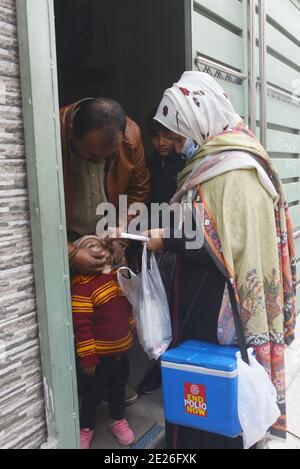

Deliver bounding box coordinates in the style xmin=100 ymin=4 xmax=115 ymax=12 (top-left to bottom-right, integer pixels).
xmin=91 ymin=389 xmax=164 ymax=449
xmin=91 ymin=335 xmax=165 ymax=450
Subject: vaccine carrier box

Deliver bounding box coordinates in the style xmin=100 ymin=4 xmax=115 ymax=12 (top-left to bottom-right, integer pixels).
xmin=161 ymin=340 xmax=242 ymax=437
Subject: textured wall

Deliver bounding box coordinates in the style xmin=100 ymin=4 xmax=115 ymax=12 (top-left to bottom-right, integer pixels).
xmin=0 ymin=0 xmax=47 ymax=449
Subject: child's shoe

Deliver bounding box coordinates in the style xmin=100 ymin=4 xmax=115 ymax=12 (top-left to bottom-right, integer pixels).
xmin=109 ymin=418 xmax=135 ymax=446
xmin=80 ymin=428 xmax=94 ymax=449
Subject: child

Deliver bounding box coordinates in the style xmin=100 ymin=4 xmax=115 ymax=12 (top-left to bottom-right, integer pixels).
xmin=71 ymin=235 xmax=135 ymax=449
xmin=147 ymin=107 xmax=186 ymax=205
xmin=136 ymin=110 xmax=186 ymax=396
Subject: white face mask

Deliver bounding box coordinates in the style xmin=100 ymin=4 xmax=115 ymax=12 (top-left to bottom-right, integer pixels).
xmin=181 ymin=138 xmax=200 ymax=160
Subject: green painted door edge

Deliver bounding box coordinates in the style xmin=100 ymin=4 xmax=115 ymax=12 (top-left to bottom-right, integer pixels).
xmin=16 ymin=0 xmax=80 ymax=449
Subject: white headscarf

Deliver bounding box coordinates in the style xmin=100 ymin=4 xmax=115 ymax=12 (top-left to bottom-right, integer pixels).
xmin=154 ymin=72 xmax=241 ymax=147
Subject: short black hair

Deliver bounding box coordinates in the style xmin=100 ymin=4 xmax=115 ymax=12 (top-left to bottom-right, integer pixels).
xmin=72 ymin=98 xmax=126 ymax=143
xmin=147 ymin=106 xmax=169 ymax=136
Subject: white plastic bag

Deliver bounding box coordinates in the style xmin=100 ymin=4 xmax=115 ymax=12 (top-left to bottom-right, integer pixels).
xmin=237 ymin=349 xmax=281 ymax=449
xmin=117 ymin=245 xmax=172 ymax=359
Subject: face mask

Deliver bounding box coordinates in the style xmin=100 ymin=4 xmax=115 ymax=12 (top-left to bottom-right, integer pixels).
xmin=181 ymin=138 xmax=199 ymax=160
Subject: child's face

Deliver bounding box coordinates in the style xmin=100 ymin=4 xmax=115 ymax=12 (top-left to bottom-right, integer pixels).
xmin=151 ymin=131 xmax=175 ymax=157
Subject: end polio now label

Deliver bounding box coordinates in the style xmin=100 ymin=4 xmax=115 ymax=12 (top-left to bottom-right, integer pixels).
xmin=184 ymin=382 xmax=207 ymax=417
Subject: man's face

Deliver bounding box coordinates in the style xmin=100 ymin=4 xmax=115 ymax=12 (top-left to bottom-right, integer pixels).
xmin=73 ymin=129 xmax=123 ymax=164
xmin=151 ymin=131 xmax=176 ymax=157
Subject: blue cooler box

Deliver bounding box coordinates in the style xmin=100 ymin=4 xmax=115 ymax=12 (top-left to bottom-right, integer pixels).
xmin=161 ymin=340 xmax=242 ymax=438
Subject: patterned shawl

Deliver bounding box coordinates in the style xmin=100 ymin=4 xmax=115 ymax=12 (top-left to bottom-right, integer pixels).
xmin=171 ymin=124 xmax=297 ymax=439
xmin=155 ymin=71 xmax=297 ymax=439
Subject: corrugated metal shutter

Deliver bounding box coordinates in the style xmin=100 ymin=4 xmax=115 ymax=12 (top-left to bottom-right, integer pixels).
xmin=263 ymin=0 xmax=300 ymax=314
xmin=0 ymin=0 xmax=46 ymax=448
xmin=192 ymin=0 xmax=248 ymax=116
xmin=191 ymin=0 xmax=300 ymax=313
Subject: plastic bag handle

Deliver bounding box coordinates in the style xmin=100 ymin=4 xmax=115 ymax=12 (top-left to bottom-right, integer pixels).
xmin=117 ymin=266 xmax=137 ymax=279
xmin=146 ymin=249 xmax=152 ymax=270
xmin=142 ymin=244 xmax=152 ymax=270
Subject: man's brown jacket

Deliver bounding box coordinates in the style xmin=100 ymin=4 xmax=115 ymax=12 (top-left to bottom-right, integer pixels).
xmin=60 ymin=100 xmax=150 ymax=225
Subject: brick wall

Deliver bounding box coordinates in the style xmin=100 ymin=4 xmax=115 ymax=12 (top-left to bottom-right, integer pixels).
xmin=0 ymin=0 xmax=47 ymax=449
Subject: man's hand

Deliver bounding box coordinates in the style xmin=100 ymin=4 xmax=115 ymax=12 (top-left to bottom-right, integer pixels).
xmin=102 ymin=227 xmax=122 ymax=240
xmin=72 ymin=247 xmax=109 ymax=275
xmin=81 ymin=366 xmax=96 ymax=376
xmin=100 ymin=228 xmax=127 ymax=266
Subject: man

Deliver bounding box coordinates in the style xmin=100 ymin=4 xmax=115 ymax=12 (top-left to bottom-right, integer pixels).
xmin=60 ymin=98 xmax=150 ymax=405
xmin=60 ymin=97 xmax=150 ymax=274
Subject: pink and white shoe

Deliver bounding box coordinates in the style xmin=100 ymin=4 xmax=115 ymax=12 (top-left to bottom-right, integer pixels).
xmin=80 ymin=428 xmax=94 ymax=449
xmin=109 ymin=419 xmax=135 ymax=446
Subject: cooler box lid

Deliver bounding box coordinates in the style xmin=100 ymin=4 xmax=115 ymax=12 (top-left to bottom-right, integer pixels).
xmin=162 ymin=341 xmax=240 ymax=373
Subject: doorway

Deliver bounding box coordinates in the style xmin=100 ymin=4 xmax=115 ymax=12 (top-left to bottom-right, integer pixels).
xmin=53 ymin=0 xmax=187 ymax=449
xmin=54 ymin=0 xmax=187 ymax=152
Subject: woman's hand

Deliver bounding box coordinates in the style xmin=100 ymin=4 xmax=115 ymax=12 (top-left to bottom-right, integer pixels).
xmin=146 ymin=229 xmax=166 ymax=252
xmin=71 ymin=247 xmax=109 ymax=275
xmin=101 ymin=227 xmax=122 ymax=241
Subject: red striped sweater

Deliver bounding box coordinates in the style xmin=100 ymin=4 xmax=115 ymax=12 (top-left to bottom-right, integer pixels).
xmin=71 ymin=271 xmax=134 ymax=369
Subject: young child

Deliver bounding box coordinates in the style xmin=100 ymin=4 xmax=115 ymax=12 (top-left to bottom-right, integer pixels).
xmin=147 ymin=107 xmax=186 ymax=204
xmin=136 ymin=110 xmax=187 ymax=396
xmin=71 ymin=235 xmax=135 ymax=449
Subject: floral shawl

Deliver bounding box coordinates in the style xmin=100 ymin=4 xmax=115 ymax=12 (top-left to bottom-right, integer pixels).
xmin=172 ymin=125 xmax=297 ymax=439
xmin=155 ymin=72 xmax=296 ymax=439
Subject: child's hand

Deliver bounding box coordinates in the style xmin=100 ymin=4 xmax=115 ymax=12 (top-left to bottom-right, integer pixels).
xmin=81 ymin=366 xmax=96 ymax=376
